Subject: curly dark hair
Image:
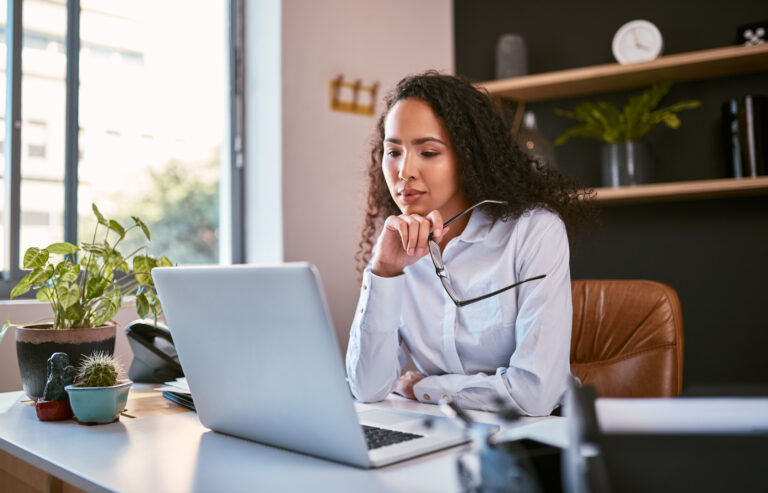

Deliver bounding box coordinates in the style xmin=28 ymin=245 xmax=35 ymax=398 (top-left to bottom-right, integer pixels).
xmin=356 ymin=71 xmax=594 ymax=273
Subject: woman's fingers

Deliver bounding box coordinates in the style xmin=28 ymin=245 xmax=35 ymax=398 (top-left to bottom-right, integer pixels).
xmin=402 ymin=214 xmax=434 ymax=256
xmin=426 ymin=210 xmax=444 ymax=239
xmin=385 ymin=212 xmax=448 ymax=257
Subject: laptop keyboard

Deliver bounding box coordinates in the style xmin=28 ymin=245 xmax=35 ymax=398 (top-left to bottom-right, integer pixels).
xmin=362 ymin=425 xmax=423 ymax=450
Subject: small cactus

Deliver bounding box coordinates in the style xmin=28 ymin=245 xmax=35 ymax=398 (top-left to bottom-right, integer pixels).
xmin=76 ymin=352 xmax=122 ymax=387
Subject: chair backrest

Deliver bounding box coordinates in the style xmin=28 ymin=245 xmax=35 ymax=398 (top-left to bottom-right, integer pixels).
xmin=570 ymin=280 xmax=684 ymax=397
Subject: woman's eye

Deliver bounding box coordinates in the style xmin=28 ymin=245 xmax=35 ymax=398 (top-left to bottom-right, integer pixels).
xmin=422 ymin=151 xmax=439 ymax=157
xmin=385 ymin=149 xmax=401 ymax=158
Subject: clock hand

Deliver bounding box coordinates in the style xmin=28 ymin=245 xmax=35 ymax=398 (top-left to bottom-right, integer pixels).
xmin=631 ymin=28 xmax=651 ymax=51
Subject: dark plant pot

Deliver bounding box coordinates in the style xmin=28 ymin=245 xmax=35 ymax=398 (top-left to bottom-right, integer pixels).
xmin=601 ymin=140 xmax=652 ymax=187
xmin=15 ymin=324 xmax=117 ymax=400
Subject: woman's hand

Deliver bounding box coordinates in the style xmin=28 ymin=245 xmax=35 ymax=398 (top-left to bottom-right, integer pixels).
xmin=371 ymin=210 xmax=449 ymax=277
xmin=394 ymin=371 xmax=426 ymax=400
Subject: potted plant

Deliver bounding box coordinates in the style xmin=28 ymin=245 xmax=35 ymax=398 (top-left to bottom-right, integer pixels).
xmin=553 ymin=81 xmax=701 ymax=187
xmin=65 ymin=352 xmax=132 ymax=424
xmin=1 ymin=204 xmax=171 ymax=399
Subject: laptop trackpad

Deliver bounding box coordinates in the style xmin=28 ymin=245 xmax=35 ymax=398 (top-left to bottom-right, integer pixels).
xmin=358 ymin=409 xmax=429 ymax=428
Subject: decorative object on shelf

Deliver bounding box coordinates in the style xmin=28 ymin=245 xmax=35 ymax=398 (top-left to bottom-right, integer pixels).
xmin=1 ymin=203 xmax=172 ymax=400
xmin=516 ymin=111 xmax=558 ymax=169
xmin=66 ymin=352 xmax=132 ymax=424
xmin=722 ymin=95 xmax=768 ymax=178
xmin=738 ymin=21 xmax=767 ymax=46
xmin=612 ymin=19 xmax=663 ymax=64
xmin=601 ymin=140 xmax=652 ymax=187
xmin=554 ymin=81 xmax=701 ymax=187
xmin=329 ymin=75 xmax=379 ymax=116
xmin=34 ymin=352 xmax=75 ymax=421
xmin=496 ymin=34 xmax=528 ymax=79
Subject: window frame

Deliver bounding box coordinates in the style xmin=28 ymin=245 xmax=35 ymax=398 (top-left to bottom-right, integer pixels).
xmin=0 ymin=0 xmax=244 ymax=299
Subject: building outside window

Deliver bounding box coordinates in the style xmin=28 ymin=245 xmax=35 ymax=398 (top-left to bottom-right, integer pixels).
xmin=0 ymin=0 xmax=229 ymax=291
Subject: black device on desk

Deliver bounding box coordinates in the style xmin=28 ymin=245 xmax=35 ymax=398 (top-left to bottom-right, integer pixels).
xmin=125 ymin=319 xmax=184 ymax=383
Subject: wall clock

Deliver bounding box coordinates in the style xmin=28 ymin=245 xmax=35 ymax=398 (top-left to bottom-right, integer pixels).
xmin=612 ymin=20 xmax=664 ymax=64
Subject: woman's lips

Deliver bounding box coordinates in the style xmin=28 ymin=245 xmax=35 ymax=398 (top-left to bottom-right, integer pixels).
xmin=400 ymin=189 xmax=425 ymax=204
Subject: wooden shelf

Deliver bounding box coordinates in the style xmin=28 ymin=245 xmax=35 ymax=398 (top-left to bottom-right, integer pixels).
xmin=592 ymin=176 xmax=768 ymax=205
xmin=479 ymin=44 xmax=768 ymax=102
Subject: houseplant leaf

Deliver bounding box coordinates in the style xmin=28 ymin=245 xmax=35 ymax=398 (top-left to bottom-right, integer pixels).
xmin=55 ymin=262 xmax=80 ymax=283
xmin=108 ymin=220 xmax=126 ymax=238
xmin=136 ymin=292 xmax=150 ymax=319
xmin=57 ymin=284 xmax=81 ymax=310
xmin=36 ymin=286 xmax=54 ymax=302
xmin=132 ymin=216 xmax=151 ymax=241
xmin=46 ymin=242 xmax=80 ymax=255
xmin=28 ymin=265 xmax=55 ymax=286
xmin=92 ymin=203 xmax=108 ymax=226
xmin=10 ymin=277 xmax=32 ymax=299
xmin=23 ymin=247 xmax=49 ymax=269
xmin=555 ymin=81 xmax=701 ymax=145
xmin=86 ymin=277 xmax=110 ymax=298
xmin=133 ymin=255 xmax=157 ymax=286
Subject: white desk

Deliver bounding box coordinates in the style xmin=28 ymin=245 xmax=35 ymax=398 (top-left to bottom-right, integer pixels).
xmin=0 ymin=386 xmax=564 ymax=493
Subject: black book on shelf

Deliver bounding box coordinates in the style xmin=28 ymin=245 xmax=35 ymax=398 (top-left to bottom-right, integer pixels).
xmin=723 ymin=95 xmax=768 ymax=178
xmin=722 ymin=99 xmax=743 ymax=178
xmin=750 ymin=95 xmax=768 ymax=175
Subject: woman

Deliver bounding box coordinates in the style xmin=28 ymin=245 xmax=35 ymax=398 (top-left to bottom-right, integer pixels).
xmin=346 ymin=71 xmax=591 ymax=415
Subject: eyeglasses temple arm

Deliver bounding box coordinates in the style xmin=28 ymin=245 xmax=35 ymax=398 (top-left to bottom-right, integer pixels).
xmin=456 ymin=274 xmax=547 ymax=307
xmin=443 ymin=199 xmax=508 ymax=228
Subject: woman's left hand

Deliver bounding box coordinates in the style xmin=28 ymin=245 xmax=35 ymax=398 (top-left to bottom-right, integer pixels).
xmin=394 ymin=371 xmax=426 ymax=400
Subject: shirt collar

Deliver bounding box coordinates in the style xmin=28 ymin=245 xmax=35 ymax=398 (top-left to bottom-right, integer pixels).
xmin=456 ymin=208 xmax=494 ymax=244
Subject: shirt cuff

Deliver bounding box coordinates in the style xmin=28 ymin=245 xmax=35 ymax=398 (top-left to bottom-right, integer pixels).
xmin=412 ymin=377 xmax=452 ymax=404
xmin=357 ymin=268 xmax=405 ymax=334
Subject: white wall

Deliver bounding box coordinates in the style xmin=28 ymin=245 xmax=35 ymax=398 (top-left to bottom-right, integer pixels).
xmin=278 ymin=0 xmax=454 ymax=354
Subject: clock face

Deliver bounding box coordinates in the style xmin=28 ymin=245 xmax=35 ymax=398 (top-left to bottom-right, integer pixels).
xmin=612 ymin=20 xmax=664 ymax=64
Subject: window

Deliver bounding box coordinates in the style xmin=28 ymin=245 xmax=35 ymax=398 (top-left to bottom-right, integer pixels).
xmin=1 ymin=0 xmax=242 ymax=297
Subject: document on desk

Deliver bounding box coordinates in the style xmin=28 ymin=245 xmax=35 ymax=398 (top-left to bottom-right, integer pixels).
xmin=596 ymin=397 xmax=768 ymax=434
xmin=156 ymin=377 xmax=191 ymax=395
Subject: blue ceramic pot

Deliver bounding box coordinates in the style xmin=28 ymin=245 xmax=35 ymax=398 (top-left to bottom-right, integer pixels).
xmin=65 ymin=380 xmax=132 ymax=424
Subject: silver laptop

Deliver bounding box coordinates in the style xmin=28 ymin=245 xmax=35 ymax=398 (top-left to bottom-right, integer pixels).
xmin=152 ymin=263 xmax=473 ymax=468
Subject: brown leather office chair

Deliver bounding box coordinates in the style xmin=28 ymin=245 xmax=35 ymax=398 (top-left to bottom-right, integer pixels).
xmin=570 ymin=280 xmax=684 ymax=397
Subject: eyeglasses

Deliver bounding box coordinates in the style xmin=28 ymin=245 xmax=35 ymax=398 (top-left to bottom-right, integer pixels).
xmin=427 ymin=200 xmax=546 ymax=307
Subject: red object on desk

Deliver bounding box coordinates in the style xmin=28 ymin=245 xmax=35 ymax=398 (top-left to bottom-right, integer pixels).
xmin=35 ymin=399 xmax=73 ymax=421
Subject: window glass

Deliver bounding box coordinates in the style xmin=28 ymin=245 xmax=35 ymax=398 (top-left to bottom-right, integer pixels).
xmin=78 ymin=0 xmax=225 ymax=264
xmin=16 ymin=0 xmax=67 ymax=268
xmin=0 ymin=0 xmax=5 ymax=271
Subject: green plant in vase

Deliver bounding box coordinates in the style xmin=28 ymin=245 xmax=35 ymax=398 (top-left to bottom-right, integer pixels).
xmin=554 ymin=81 xmax=701 ymax=187
xmin=1 ymin=203 xmax=173 ymax=399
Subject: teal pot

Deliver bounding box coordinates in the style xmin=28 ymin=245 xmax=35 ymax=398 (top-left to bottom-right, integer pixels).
xmin=601 ymin=140 xmax=652 ymax=187
xmin=15 ymin=324 xmax=117 ymax=400
xmin=65 ymin=379 xmax=132 ymax=424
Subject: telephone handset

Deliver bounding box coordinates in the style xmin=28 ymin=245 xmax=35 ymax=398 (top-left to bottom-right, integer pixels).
xmin=125 ymin=319 xmax=184 ymax=383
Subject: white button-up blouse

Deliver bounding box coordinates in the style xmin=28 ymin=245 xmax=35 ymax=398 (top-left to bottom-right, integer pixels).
xmin=345 ymin=208 xmax=573 ymax=415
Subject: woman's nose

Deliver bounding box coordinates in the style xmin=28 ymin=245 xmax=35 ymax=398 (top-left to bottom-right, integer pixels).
xmin=397 ymin=151 xmax=417 ymax=181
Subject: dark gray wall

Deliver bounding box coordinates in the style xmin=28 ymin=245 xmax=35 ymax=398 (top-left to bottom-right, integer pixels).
xmin=455 ymin=0 xmax=768 ymax=388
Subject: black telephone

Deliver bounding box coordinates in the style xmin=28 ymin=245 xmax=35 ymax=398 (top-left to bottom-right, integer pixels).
xmin=125 ymin=319 xmax=184 ymax=383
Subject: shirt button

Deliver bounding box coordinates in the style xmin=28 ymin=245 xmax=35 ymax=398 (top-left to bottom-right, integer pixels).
xmin=359 ymin=308 xmax=363 ymax=314
xmin=423 ymin=394 xmax=430 ymax=401
xmin=362 ymin=284 xmax=367 ymax=290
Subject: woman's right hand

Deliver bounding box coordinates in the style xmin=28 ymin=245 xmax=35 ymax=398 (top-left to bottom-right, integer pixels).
xmin=370 ymin=210 xmax=449 ymax=277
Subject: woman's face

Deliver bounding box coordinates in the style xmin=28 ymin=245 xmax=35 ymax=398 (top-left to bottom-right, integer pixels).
xmin=382 ymin=98 xmax=468 ymax=218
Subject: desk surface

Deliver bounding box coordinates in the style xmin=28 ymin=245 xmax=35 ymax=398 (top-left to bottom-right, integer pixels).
xmin=0 ymin=385 xmax=564 ymax=493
